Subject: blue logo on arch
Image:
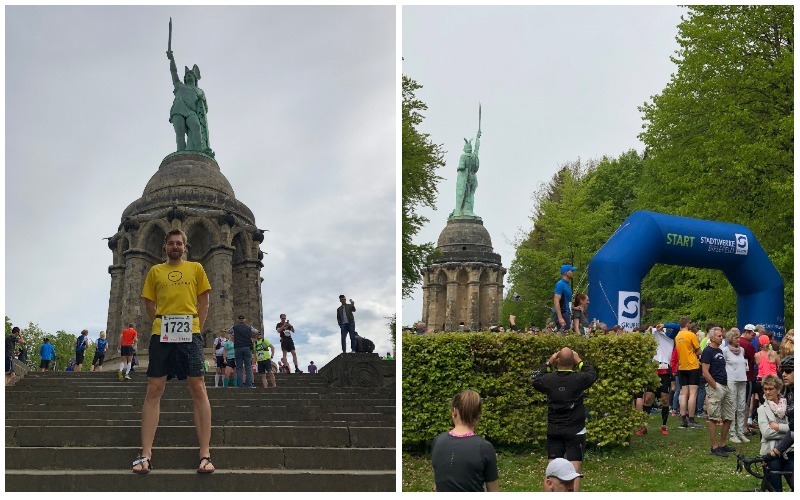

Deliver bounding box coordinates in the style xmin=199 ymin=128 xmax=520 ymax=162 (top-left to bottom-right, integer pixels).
xmin=621 ymin=295 xmax=639 ymax=318
xmin=618 ymin=292 xmax=641 ymax=328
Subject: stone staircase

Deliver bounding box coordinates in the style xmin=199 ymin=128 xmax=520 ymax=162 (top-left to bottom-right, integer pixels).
xmin=5 ymin=353 xmax=396 ymax=491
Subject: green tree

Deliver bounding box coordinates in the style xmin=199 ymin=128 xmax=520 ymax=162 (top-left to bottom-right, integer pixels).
xmin=503 ymin=154 xmax=640 ymax=328
xmin=386 ymin=313 xmax=396 ymax=354
xmin=638 ymin=5 xmax=793 ymax=327
xmin=402 ymin=75 xmax=445 ymax=298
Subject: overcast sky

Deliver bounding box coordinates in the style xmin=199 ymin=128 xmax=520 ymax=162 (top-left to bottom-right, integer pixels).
xmin=5 ymin=6 xmax=397 ymax=366
xmin=401 ymin=5 xmax=686 ymax=327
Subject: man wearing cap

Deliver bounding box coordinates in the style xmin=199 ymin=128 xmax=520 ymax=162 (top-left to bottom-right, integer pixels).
xmin=228 ymin=315 xmax=259 ymax=388
xmin=543 ymin=458 xmax=583 ymax=492
xmin=553 ymin=265 xmax=576 ymax=333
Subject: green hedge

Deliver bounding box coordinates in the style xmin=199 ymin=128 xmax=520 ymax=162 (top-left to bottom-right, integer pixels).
xmin=402 ymin=331 xmax=659 ymax=451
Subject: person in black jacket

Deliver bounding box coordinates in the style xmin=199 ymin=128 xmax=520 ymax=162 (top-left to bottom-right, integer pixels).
xmin=531 ymin=347 xmax=597 ymax=492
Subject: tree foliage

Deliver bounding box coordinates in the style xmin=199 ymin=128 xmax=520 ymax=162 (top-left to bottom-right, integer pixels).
xmin=505 ymin=6 xmax=793 ymax=329
xmin=402 ymin=75 xmax=444 ymax=298
xmin=387 ymin=313 xmax=396 ymax=353
xmin=503 ymin=154 xmax=641 ymax=329
xmin=636 ymin=5 xmax=793 ymax=326
xmin=6 ymin=316 xmax=92 ymax=371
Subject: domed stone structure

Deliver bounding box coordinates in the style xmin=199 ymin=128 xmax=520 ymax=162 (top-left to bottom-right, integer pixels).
xmin=105 ymin=152 xmax=265 ymax=347
xmin=421 ymin=218 xmax=505 ymax=332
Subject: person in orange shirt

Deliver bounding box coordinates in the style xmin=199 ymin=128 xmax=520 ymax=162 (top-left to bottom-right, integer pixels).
xmin=118 ymin=323 xmax=138 ymax=381
xmin=675 ymin=316 xmax=703 ymax=429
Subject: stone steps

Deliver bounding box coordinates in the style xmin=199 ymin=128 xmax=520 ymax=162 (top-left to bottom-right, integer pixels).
xmin=6 ymin=446 xmax=394 ymax=470
xmin=5 ymin=469 xmax=395 ymax=492
xmin=5 ymin=353 xmax=396 ymax=491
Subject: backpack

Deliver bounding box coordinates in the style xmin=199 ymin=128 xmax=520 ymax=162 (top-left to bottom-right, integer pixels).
xmin=355 ymin=336 xmax=375 ymax=353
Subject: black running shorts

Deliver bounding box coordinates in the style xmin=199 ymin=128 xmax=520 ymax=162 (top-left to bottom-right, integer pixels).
xmin=546 ymin=433 xmax=586 ymax=462
xmin=146 ymin=334 xmax=205 ymax=380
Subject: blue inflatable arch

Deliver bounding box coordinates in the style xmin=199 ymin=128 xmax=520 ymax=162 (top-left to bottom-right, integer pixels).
xmin=587 ymin=211 xmax=785 ymax=340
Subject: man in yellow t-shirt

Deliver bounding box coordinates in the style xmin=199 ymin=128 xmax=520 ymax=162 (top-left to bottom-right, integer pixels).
xmin=132 ymin=228 xmax=214 ymax=474
xmin=675 ymin=316 xmax=703 ymax=429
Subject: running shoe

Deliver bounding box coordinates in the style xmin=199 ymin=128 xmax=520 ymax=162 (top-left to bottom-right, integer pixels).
xmin=295 ymin=368 xmax=303 ymax=373
xmin=660 ymin=425 xmax=669 ymax=435
xmin=738 ymin=433 xmax=750 ymax=443
xmin=687 ymin=421 xmax=704 ymax=429
xmin=635 ymin=427 xmax=648 ymax=436
xmin=729 ymin=435 xmax=741 ymax=444
xmin=710 ymin=447 xmax=729 ymax=457
xmin=124 ymin=374 xmax=131 ymax=380
xmin=720 ymin=444 xmax=737 ymax=453
xmin=118 ymin=370 xmax=124 ymax=382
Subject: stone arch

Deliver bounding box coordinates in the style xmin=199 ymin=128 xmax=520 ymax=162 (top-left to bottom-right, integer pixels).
xmin=231 ymin=230 xmax=249 ymax=263
xmin=185 ymin=218 xmax=215 ymax=261
xmin=140 ymin=220 xmax=170 ymax=261
xmin=588 ymin=210 xmax=785 ymax=339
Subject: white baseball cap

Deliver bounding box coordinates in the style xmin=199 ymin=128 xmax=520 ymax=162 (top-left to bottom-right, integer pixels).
xmin=744 ymin=324 xmax=756 ymax=331
xmin=546 ymin=458 xmax=584 ymax=481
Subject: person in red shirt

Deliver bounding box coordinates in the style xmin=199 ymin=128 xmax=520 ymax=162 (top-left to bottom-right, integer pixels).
xmin=118 ymin=323 xmax=138 ymax=381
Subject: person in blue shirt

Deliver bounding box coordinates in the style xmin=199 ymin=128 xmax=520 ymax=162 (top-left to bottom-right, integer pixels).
xmin=553 ymin=265 xmax=576 ymax=333
xmin=39 ymin=338 xmax=56 ymax=372
xmin=91 ymin=331 xmax=108 ymax=372
xmin=73 ymin=330 xmax=89 ymax=372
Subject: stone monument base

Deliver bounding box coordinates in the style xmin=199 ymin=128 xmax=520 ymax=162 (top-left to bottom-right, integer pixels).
xmin=319 ymin=353 xmax=394 ymax=388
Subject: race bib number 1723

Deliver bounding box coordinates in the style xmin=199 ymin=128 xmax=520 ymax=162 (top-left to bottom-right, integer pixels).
xmin=160 ymin=315 xmax=192 ymax=343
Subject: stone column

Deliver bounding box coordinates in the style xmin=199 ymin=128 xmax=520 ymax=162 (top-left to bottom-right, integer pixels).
xmin=106 ymin=264 xmax=126 ymax=349
xmin=467 ymin=264 xmax=483 ymax=330
xmin=444 ymin=277 xmax=459 ymax=332
xmin=233 ymin=259 xmax=264 ymax=331
xmin=420 ymin=270 xmax=430 ymax=326
xmin=121 ymin=249 xmax=156 ymax=342
xmin=204 ymin=244 xmax=234 ymax=346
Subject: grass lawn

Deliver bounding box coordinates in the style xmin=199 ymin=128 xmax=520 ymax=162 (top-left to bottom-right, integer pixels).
xmin=403 ymin=413 xmax=773 ymax=492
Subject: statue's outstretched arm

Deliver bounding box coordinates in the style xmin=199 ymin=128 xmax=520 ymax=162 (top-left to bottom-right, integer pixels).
xmin=167 ymin=51 xmax=180 ymax=87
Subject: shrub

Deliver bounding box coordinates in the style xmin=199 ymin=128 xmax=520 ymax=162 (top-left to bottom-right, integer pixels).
xmin=402 ymin=331 xmax=659 ymax=450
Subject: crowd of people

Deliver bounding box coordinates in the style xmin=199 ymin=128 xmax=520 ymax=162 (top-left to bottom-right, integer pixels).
xmin=429 ymin=317 xmax=794 ymax=492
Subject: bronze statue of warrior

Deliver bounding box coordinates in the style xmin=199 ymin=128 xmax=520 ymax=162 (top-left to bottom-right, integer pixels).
xmin=167 ymin=18 xmax=214 ymax=157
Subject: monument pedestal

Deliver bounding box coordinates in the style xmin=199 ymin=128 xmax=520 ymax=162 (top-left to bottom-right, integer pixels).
xmin=421 ymin=217 xmax=505 ymax=332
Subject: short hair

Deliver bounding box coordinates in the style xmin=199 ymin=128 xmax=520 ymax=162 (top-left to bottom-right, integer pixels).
xmin=164 ymin=228 xmax=188 ymax=246
xmin=761 ymin=374 xmax=784 ymax=391
xmin=708 ymin=326 xmax=722 ymax=337
xmin=339 ymin=294 xmax=345 ymax=299
xmin=451 ymin=389 xmax=482 ymax=428
xmin=99 ymin=331 xmax=106 ymax=338
xmin=725 ymin=328 xmax=740 ymax=344
xmin=11 ymin=326 xmax=20 ymax=334
xmin=81 ymin=329 xmax=88 ymax=335
xmin=128 ymin=323 xmax=135 ymax=328
xmin=573 ymin=293 xmax=587 ymax=307
xmin=679 ymin=317 xmax=691 ymax=329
